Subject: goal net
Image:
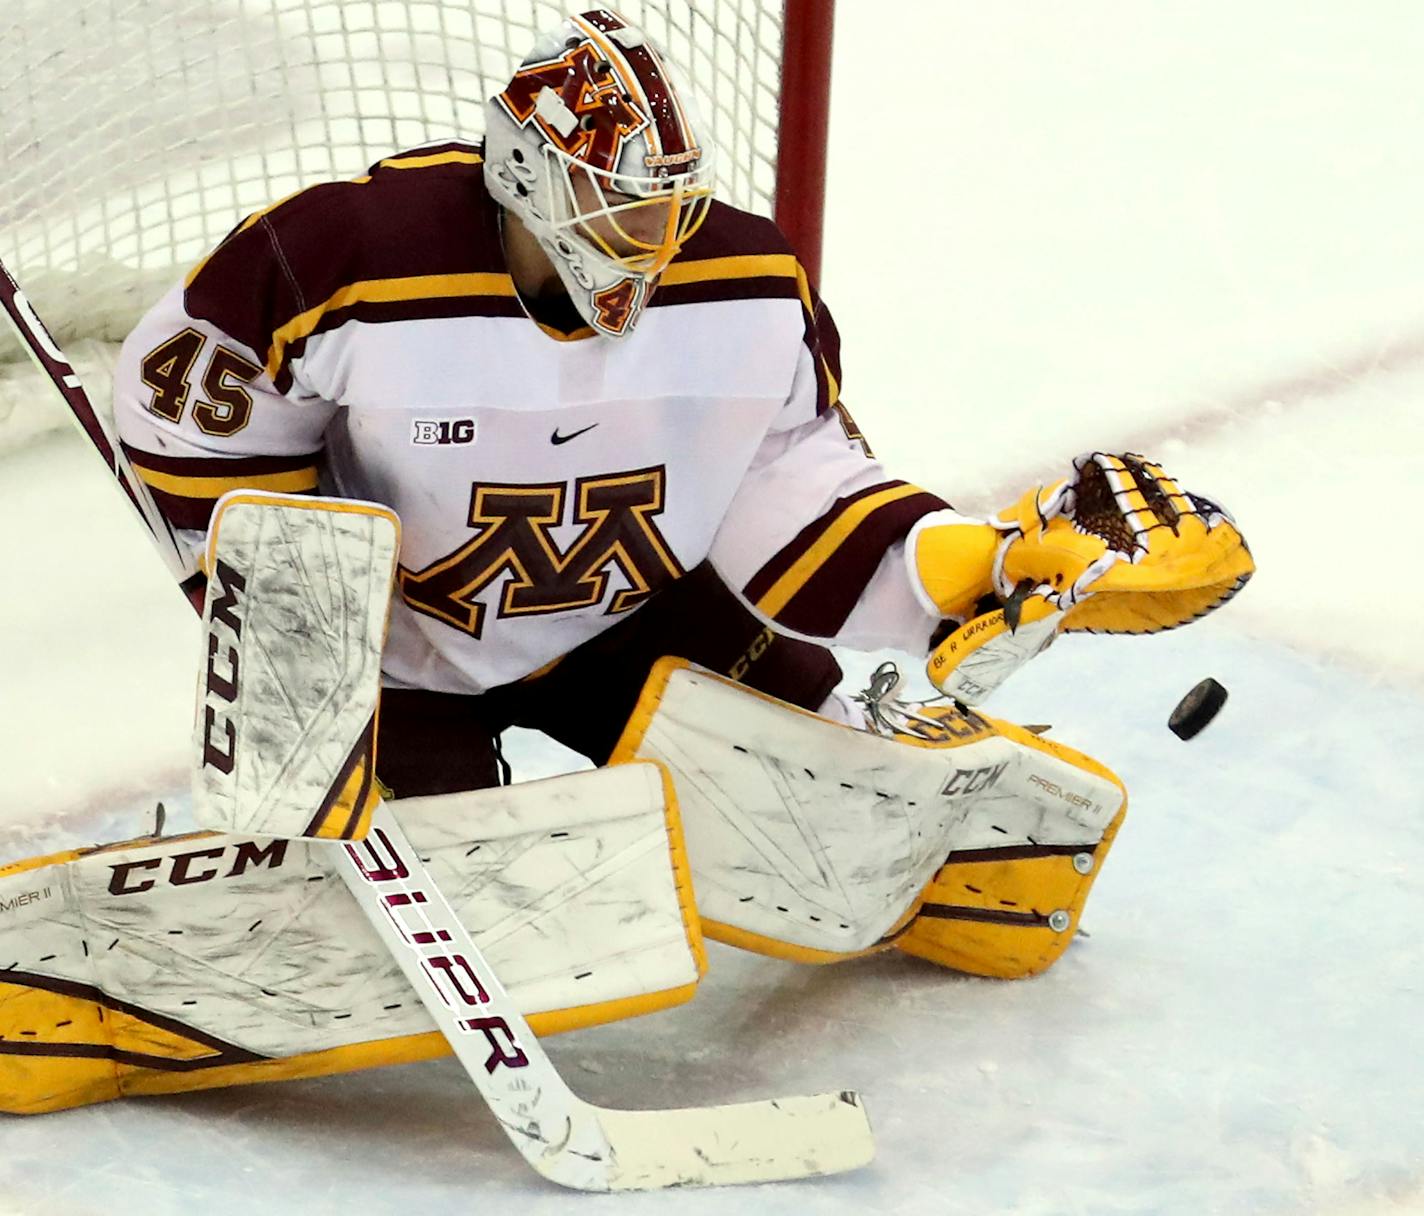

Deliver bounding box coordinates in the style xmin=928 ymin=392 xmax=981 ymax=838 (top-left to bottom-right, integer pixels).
xmin=0 ymin=0 xmax=829 ymax=451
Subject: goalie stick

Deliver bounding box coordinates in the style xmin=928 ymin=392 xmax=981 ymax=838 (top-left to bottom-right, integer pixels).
xmin=346 ymin=805 xmax=872 ymax=1189
xmin=0 ymin=256 xmax=875 ymax=1190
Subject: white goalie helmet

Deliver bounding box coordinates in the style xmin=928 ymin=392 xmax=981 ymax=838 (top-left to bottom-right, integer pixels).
xmin=484 ymin=8 xmax=715 ymax=338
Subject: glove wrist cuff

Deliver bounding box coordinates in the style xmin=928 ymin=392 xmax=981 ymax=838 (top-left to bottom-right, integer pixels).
xmin=910 ymin=515 xmax=998 ymax=621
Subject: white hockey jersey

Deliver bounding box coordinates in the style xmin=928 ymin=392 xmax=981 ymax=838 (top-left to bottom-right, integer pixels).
xmin=113 ymin=144 xmax=954 ymax=695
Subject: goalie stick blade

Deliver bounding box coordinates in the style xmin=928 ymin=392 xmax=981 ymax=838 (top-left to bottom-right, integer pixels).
xmin=340 ymin=803 xmax=873 ymax=1192
xmin=581 ymin=1090 xmax=874 ymax=1191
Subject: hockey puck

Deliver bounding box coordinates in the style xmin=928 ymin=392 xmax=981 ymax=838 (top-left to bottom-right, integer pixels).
xmin=1169 ymin=678 xmax=1228 ymax=740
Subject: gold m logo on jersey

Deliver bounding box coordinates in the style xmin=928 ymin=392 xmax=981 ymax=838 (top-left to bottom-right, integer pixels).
xmin=398 ymin=469 xmax=684 ymax=637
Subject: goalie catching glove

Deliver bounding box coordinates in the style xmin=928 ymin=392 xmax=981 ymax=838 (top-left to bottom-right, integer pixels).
xmin=913 ymin=452 xmax=1254 ymax=702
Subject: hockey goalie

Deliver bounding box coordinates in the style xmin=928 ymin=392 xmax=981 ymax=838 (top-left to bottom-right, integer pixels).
xmin=0 ymin=4 xmax=1252 ymax=1150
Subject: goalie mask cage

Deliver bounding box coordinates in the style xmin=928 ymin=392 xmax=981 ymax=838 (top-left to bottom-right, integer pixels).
xmin=0 ymin=0 xmax=834 ymax=447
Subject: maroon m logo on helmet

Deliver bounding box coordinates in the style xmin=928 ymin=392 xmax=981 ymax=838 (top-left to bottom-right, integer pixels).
xmin=496 ymin=42 xmax=649 ymax=173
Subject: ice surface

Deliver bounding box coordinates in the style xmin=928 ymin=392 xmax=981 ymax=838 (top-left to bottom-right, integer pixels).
xmin=3 ymin=2 xmax=1423 ymax=1213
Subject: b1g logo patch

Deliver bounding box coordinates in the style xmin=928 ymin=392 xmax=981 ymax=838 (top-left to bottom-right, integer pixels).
xmin=412 ymin=418 xmax=477 ymax=446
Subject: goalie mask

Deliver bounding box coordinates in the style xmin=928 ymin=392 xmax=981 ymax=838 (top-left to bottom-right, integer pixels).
xmin=484 ymin=8 xmax=715 ymax=338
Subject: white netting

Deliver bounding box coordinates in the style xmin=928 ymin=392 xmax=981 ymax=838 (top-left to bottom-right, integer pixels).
xmin=0 ymin=0 xmax=793 ymax=449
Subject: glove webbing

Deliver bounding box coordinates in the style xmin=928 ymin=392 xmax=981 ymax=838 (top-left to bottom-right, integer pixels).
xmin=1071 ymin=453 xmax=1231 ymax=558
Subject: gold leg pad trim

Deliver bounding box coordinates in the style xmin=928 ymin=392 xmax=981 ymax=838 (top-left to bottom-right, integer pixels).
xmin=897 ymin=805 xmax=1128 ymax=979
xmin=1 ymin=978 xmax=700 ymax=1115
xmin=702 ymin=918 xmax=909 ymax=966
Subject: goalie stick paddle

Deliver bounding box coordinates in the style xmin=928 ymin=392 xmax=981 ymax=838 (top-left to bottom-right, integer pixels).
xmin=344 ymin=805 xmax=873 ymax=1190
xmin=1 ymin=257 xmax=875 ymax=1190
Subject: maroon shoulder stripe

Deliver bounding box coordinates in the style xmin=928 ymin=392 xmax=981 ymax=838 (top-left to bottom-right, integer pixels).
xmin=186 ymin=156 xmax=505 ymax=386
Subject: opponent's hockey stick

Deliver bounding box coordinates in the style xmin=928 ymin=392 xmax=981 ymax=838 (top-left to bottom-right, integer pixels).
xmin=0 ymin=260 xmax=202 ymax=599
xmin=0 ymin=257 xmax=875 ymax=1190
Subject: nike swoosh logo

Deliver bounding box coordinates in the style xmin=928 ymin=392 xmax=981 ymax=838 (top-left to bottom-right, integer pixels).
xmin=550 ymin=423 xmax=599 ymax=445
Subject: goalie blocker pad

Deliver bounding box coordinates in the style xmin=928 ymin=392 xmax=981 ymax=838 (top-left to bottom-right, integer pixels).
xmin=926 ymin=595 xmax=1063 ymax=704
xmin=613 ymin=659 xmax=1126 ymax=978
xmin=0 ymin=763 xmax=704 ymax=1115
xmin=195 ymin=491 xmax=398 ymax=841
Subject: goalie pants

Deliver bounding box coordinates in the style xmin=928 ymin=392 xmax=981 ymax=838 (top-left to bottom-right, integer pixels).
xmin=375 ymin=562 xmax=842 ymax=798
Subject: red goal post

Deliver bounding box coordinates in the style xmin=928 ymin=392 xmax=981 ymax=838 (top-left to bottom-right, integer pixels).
xmin=776 ymin=0 xmax=836 ymax=287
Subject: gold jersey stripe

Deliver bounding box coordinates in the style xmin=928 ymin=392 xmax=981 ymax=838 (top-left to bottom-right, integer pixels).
xmin=661 ymin=252 xmax=798 ymax=286
xmin=375 ymin=150 xmax=484 ymax=171
xmin=133 ymin=463 xmax=320 ymax=499
xmin=754 ymin=484 xmax=927 ymax=618
xmin=266 ymin=272 xmax=518 ymax=379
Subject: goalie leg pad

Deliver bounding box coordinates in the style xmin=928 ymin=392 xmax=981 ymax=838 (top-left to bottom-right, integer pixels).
xmin=614 ymin=660 xmax=1125 ymax=971
xmin=0 ymin=762 xmax=703 ymax=1115
xmin=896 ymin=716 xmax=1128 ymax=978
xmin=613 ymin=660 xmax=1005 ymax=961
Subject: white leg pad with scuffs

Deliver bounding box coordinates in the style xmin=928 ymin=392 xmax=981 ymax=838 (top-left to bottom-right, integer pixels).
xmin=0 ymin=763 xmax=703 ymax=1113
xmin=615 ymin=660 xmax=1124 ymax=962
